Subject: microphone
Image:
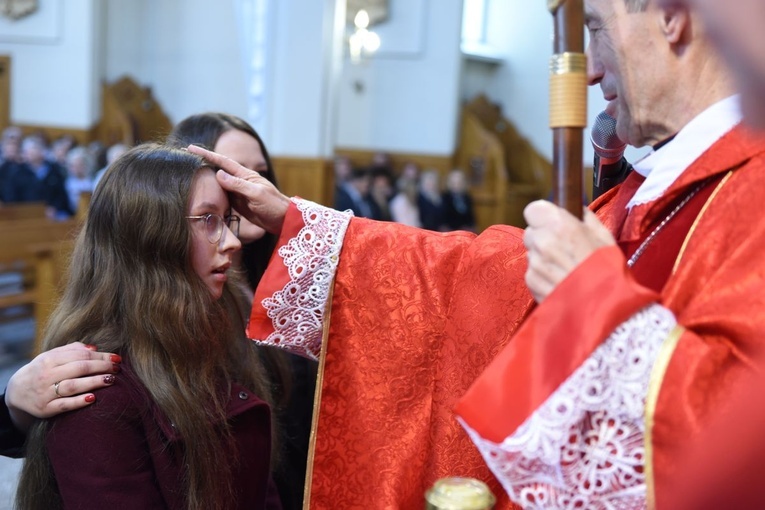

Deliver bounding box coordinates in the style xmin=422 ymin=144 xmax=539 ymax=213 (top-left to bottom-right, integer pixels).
xmin=591 ymin=111 xmax=631 ymax=199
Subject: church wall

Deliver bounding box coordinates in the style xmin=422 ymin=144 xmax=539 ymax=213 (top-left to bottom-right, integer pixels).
xmin=103 ymin=0 xmax=249 ymax=129
xmin=0 ymin=0 xmax=101 ymax=129
xmin=334 ymin=0 xmax=464 ymax=157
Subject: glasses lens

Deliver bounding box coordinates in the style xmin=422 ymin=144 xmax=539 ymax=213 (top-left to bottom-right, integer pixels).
xmin=228 ymin=216 xmax=240 ymax=238
xmin=205 ymin=214 xmax=224 ymax=244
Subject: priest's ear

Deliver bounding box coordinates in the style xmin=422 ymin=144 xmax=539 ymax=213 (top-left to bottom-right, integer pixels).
xmin=658 ymin=3 xmax=692 ymax=46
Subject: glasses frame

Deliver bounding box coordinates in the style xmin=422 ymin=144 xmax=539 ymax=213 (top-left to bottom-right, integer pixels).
xmin=185 ymin=212 xmax=240 ymax=245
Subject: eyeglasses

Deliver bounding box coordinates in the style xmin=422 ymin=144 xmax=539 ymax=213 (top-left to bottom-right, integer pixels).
xmin=185 ymin=213 xmax=240 ymax=245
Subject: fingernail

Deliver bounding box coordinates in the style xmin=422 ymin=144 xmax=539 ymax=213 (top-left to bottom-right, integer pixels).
xmin=110 ymin=354 xmax=122 ymax=363
xmin=85 ymin=394 xmax=96 ymax=403
xmin=103 ymin=375 xmax=115 ymax=385
xmin=112 ymin=363 xmax=121 ymax=373
xmin=85 ymin=344 xmax=98 ymax=351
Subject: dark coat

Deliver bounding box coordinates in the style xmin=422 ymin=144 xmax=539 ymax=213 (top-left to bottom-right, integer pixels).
xmin=334 ymin=184 xmax=377 ymax=219
xmin=4 ymin=161 xmax=74 ymax=217
xmin=0 ymin=393 xmax=25 ymax=458
xmin=441 ymin=191 xmax=476 ymax=231
xmin=417 ymin=193 xmax=446 ymax=231
xmin=46 ymin=360 xmax=281 ymax=510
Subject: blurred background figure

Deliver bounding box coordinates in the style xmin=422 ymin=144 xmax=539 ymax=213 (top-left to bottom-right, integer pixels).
xmin=369 ymin=168 xmax=394 ymax=221
xmin=333 ymin=155 xmax=353 ymax=188
xmin=50 ymin=135 xmax=77 ymax=168
xmin=441 ymin=168 xmax=476 ymax=232
xmin=0 ymin=127 xmax=22 ymax=165
xmin=63 ymin=147 xmax=94 ymax=215
xmin=334 ymin=166 xmax=378 ymax=219
xmin=0 ymin=137 xmax=22 ymax=203
xmin=389 ymin=176 xmax=421 ymax=227
xmin=398 ymin=160 xmax=420 ymax=186
xmin=93 ymin=143 xmax=128 ymax=189
xmin=417 ymin=169 xmax=446 ymax=231
xmin=5 ymin=135 xmax=73 ymax=219
xmin=370 ymin=150 xmax=394 ymax=177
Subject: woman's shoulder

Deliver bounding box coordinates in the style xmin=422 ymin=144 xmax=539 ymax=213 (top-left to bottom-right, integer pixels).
xmin=54 ymin=357 xmax=150 ymax=428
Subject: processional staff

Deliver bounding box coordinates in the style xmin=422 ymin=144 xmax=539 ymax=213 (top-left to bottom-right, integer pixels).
xmin=548 ymin=0 xmax=586 ymax=218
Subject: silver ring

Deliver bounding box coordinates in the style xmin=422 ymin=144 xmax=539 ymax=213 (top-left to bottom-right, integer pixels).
xmin=53 ymin=381 xmax=62 ymax=398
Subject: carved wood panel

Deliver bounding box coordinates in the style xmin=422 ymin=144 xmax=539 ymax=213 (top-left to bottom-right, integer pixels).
xmin=0 ymin=56 xmax=9 ymax=131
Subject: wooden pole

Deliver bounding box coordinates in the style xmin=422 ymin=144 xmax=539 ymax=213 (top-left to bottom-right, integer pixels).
xmin=549 ymin=0 xmax=586 ymax=218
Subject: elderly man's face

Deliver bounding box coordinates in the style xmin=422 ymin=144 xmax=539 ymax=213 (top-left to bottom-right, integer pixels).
xmin=665 ymin=0 xmax=765 ymax=129
xmin=585 ymin=0 xmax=671 ymax=146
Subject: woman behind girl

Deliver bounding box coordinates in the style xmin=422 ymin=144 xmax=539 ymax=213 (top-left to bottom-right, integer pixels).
xmin=16 ymin=144 xmax=281 ymax=509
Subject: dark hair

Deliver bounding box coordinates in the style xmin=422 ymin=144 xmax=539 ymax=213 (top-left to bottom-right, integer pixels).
xmin=168 ymin=113 xmax=278 ymax=290
xmin=16 ymin=143 xmax=271 ymax=510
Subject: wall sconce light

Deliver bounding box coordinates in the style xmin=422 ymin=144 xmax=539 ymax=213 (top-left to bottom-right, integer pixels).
xmin=348 ymin=9 xmax=381 ymax=64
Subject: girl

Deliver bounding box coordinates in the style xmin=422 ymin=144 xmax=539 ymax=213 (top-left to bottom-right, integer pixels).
xmin=16 ymin=144 xmax=280 ymax=509
xmin=169 ymin=114 xmax=316 ymax=510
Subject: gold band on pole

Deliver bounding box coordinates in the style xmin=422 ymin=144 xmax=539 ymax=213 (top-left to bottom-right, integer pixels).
xmin=549 ymin=52 xmax=587 ymax=128
xmin=547 ymin=0 xmax=567 ymax=14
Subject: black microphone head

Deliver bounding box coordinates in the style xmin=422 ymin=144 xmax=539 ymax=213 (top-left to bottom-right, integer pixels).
xmin=591 ymin=111 xmax=627 ymax=159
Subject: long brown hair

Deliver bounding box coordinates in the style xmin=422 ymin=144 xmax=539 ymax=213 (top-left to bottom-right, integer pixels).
xmin=16 ymin=144 xmax=271 ymax=510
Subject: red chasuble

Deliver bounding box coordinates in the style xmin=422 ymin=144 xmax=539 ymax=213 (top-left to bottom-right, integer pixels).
xmin=250 ymin=208 xmax=531 ymax=509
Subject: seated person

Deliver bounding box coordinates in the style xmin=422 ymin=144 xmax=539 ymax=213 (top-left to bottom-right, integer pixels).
xmin=63 ymin=146 xmax=94 ymax=214
xmin=441 ymin=169 xmax=477 ymax=232
xmin=333 ymin=166 xmax=379 ymax=219
xmin=417 ymin=169 xmax=446 ymax=231
xmin=5 ymin=135 xmax=73 ymax=219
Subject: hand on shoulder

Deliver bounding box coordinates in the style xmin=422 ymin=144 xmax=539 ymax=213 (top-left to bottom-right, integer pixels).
xmin=5 ymin=343 xmax=121 ymax=432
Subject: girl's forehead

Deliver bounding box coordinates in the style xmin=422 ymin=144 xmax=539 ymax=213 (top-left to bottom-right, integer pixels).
xmin=188 ymin=171 xmax=229 ymax=211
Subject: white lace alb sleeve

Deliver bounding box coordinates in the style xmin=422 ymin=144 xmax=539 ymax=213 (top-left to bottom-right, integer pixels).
xmin=257 ymin=198 xmax=352 ymax=360
xmin=461 ymin=304 xmax=679 ymax=510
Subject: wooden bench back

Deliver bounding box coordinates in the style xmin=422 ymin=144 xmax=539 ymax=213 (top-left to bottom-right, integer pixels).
xmin=0 ymin=218 xmax=80 ymax=351
xmin=0 ymin=202 xmax=48 ymax=222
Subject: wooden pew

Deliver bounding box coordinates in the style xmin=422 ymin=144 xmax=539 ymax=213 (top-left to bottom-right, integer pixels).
xmin=0 ymin=202 xmax=47 ymax=222
xmin=29 ymin=239 xmax=75 ymax=354
xmin=0 ymin=218 xmax=80 ymax=351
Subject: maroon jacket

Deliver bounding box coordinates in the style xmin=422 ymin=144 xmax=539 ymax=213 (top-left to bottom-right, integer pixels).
xmin=46 ymin=360 xmax=282 ymax=509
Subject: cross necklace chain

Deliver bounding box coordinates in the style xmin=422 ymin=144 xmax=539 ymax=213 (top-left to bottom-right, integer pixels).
xmin=626 ymin=179 xmax=710 ymax=268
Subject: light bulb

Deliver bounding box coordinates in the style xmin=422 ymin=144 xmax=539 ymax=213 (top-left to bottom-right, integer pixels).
xmin=354 ymin=9 xmax=370 ymax=29
xmin=363 ymin=31 xmax=381 ymax=53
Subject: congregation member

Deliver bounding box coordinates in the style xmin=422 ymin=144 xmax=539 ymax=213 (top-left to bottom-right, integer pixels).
xmin=417 ymin=169 xmax=446 ymax=230
xmin=63 ymin=146 xmax=93 ymax=214
xmin=4 ymin=135 xmax=73 ymax=219
xmin=333 ymin=166 xmax=379 ymax=219
xmin=0 ymin=136 xmax=22 ymax=202
xmin=441 ymin=168 xmax=477 ymax=232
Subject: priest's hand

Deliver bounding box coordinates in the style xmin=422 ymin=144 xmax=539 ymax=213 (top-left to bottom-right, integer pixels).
xmin=523 ymin=200 xmax=616 ymax=302
xmin=187 ymin=145 xmax=291 ymax=236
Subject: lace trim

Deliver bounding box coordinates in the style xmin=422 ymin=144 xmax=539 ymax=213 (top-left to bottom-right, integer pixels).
xmin=462 ymin=304 xmax=676 ymax=509
xmin=259 ymin=199 xmax=353 ymax=360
